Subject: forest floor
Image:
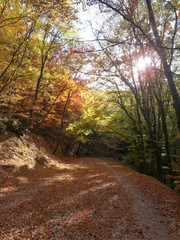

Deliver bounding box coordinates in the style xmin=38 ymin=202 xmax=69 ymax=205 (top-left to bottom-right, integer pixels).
xmin=0 ymin=132 xmax=180 ymax=240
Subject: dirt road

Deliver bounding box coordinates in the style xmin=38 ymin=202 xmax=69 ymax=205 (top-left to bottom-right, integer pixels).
xmin=0 ymin=157 xmax=179 ymax=239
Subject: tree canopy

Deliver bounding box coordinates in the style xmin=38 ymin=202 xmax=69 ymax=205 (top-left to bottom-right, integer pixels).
xmin=0 ymin=0 xmax=179 ymax=190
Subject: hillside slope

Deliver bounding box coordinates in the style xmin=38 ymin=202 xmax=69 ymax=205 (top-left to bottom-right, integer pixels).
xmin=0 ymin=132 xmax=179 ymax=239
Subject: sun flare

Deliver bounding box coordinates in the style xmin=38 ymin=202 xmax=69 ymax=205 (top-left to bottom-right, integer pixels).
xmin=136 ymin=56 xmax=151 ymax=71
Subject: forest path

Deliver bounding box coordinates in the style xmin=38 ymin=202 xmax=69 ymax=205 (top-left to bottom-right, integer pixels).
xmin=0 ymin=157 xmax=179 ymax=240
xmin=93 ymin=158 xmax=177 ymax=240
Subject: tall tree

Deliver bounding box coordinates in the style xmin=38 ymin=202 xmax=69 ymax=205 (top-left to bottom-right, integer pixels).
xmin=0 ymin=0 xmax=87 ymax=138
xmin=83 ymin=0 xmax=180 ymax=131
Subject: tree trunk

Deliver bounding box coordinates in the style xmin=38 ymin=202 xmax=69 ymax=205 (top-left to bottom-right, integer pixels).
xmin=76 ymin=141 xmax=83 ymax=158
xmin=136 ymin=103 xmax=146 ymax=173
xmin=146 ymin=0 xmax=180 ymax=132
xmin=96 ymin=0 xmax=180 ymax=132
xmin=29 ymin=57 xmax=47 ymax=123
xmin=53 ymin=92 xmax=71 ymax=155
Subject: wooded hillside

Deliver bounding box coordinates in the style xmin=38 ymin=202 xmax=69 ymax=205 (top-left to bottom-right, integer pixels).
xmin=0 ymin=0 xmax=180 ymax=190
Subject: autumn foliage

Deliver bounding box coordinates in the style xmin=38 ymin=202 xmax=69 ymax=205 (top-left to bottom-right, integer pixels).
xmin=0 ymin=0 xmax=93 ymax=152
xmin=0 ymin=0 xmax=180 ymax=190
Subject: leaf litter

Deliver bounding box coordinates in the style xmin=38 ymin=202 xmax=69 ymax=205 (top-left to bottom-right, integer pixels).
xmin=0 ymin=132 xmax=180 ymax=239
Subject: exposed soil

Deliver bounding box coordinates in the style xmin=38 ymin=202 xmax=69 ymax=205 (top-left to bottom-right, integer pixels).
xmin=0 ymin=132 xmax=180 ymax=239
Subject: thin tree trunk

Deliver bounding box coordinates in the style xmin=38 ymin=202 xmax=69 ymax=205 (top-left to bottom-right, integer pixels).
xmin=29 ymin=29 xmax=58 ymax=124
xmin=0 ymin=41 xmax=28 ymax=94
xmin=86 ymin=133 xmax=96 ymax=155
xmin=53 ymin=92 xmax=71 ymax=155
xmin=0 ymin=21 xmax=35 ymax=82
xmin=76 ymin=141 xmax=83 ymax=158
xmin=154 ymin=82 xmax=173 ymax=187
xmin=29 ymin=58 xmax=46 ymax=123
xmin=136 ymin=103 xmax=146 ymax=173
xmin=38 ymin=84 xmax=67 ymax=126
